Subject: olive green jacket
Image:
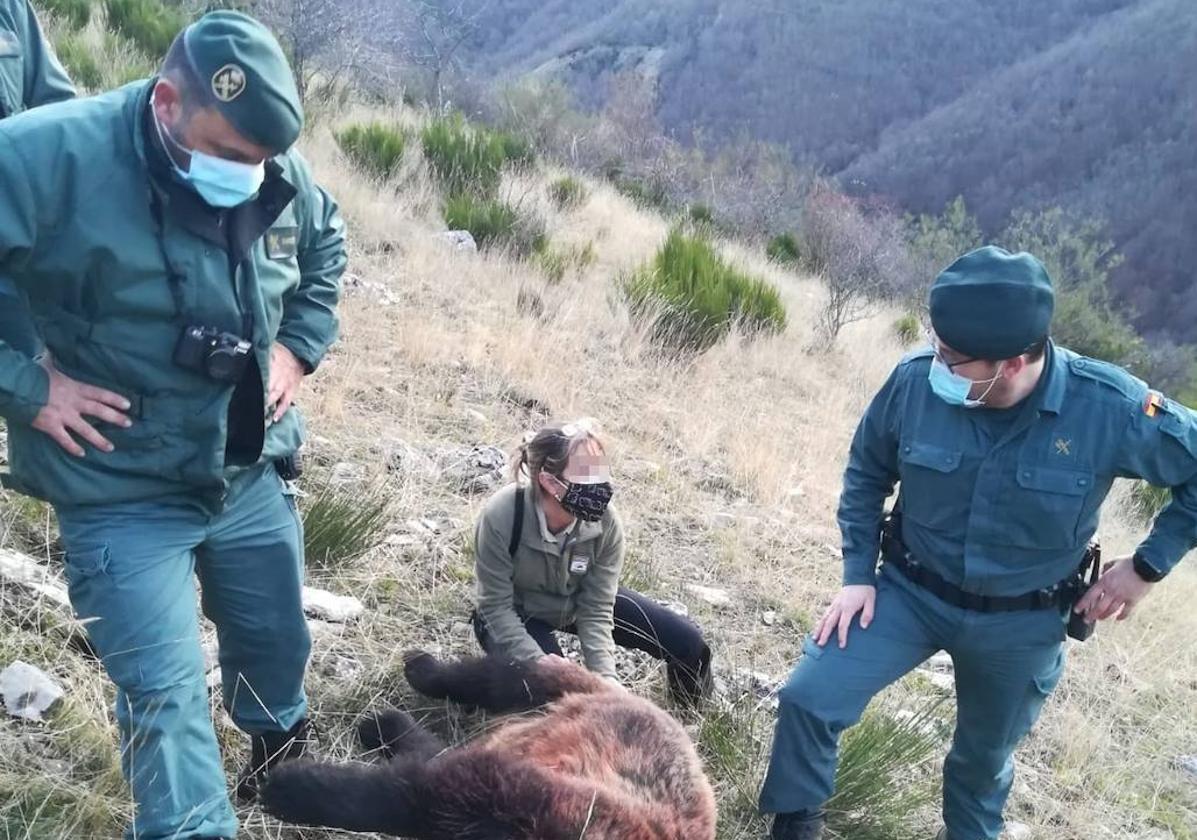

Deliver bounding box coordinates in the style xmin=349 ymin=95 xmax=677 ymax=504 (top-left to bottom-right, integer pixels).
xmin=0 ymin=0 xmax=74 ymax=117
xmin=474 ymin=482 xmax=625 ymax=678
xmin=0 ymin=80 xmax=345 ymax=511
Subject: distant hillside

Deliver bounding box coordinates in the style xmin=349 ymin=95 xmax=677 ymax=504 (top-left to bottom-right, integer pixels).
xmin=449 ymin=0 xmax=1197 ymax=341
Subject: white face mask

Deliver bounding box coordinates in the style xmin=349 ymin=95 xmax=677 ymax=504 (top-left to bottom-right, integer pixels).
xmin=151 ymin=94 xmax=265 ymax=208
xmin=928 ymin=358 xmax=1005 ymax=408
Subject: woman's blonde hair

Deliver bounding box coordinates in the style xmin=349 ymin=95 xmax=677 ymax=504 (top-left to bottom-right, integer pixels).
xmin=512 ymin=418 xmax=607 ymax=484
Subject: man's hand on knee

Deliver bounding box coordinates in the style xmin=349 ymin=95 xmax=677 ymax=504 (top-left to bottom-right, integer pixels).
xmin=813 ymin=585 xmax=876 ymax=649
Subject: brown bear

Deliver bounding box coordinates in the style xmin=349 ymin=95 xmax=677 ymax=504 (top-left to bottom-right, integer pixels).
xmin=261 ymin=651 xmax=718 ymax=839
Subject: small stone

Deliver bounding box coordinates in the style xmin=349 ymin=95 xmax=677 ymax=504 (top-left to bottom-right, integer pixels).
xmin=436 ymin=230 xmax=478 ymax=254
xmin=464 ymin=409 xmax=488 ymax=425
xmin=420 ymin=519 xmax=441 ymax=533
xmin=685 ymin=584 xmax=732 ymax=608
xmin=919 ymin=669 xmax=955 ymax=692
xmin=1176 ymin=755 xmax=1197 ymax=779
xmin=1004 ymin=823 xmax=1032 ymax=840
xmin=787 ymin=485 xmax=805 ymax=498
xmin=386 ymin=533 xmax=421 ymax=547
xmin=302 ymin=587 xmax=365 ymax=623
xmin=0 ymin=661 xmax=64 ymax=722
xmin=926 ymin=651 xmax=953 ymax=671
xmin=330 ymin=461 xmax=364 ymax=485
xmin=709 ymin=513 xmax=737 ymax=530
xmin=762 ymin=610 xmax=778 ymax=626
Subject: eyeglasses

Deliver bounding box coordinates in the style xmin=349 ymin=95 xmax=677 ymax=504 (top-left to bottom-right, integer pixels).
xmin=925 ymin=328 xmax=978 ymax=373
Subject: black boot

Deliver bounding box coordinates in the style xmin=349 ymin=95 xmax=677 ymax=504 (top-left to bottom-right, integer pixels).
xmin=235 ymin=717 xmax=314 ymax=802
xmin=667 ymin=645 xmax=714 ymax=705
xmin=771 ymin=810 xmax=826 ymax=840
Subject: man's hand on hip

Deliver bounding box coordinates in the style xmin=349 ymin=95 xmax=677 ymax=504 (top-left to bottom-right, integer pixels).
xmin=31 ymin=359 xmax=132 ymax=457
xmin=1074 ymin=554 xmax=1154 ymax=622
xmin=268 ymin=343 xmax=305 ymax=423
xmin=814 ymin=585 xmax=877 ymax=649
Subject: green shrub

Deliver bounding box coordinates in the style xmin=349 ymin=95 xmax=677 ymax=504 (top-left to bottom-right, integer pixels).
xmin=1127 ymin=481 xmax=1170 ymax=524
xmin=421 ymin=116 xmax=508 ymax=198
xmin=336 ymin=123 xmax=407 ymax=181
xmin=43 ymin=0 xmax=91 ymax=30
xmin=495 ymin=129 xmax=535 ymax=170
xmin=444 ymin=194 xmax=546 ymax=257
xmin=548 ymin=176 xmax=587 ymax=210
xmin=624 ymin=229 xmax=787 ymax=352
xmin=766 ymin=232 xmax=802 ymax=265
xmin=104 ymin=0 xmax=187 ymax=60
xmin=301 ymin=481 xmax=390 ymax=571
xmin=688 ymin=203 xmax=714 ymax=226
xmin=534 ymin=242 xmax=596 ymax=284
xmin=54 ymin=32 xmax=103 ymax=90
xmin=893 ymin=313 xmax=921 ymax=346
xmin=616 ymin=177 xmax=669 ymax=212
xmin=827 ymin=700 xmax=945 ymax=839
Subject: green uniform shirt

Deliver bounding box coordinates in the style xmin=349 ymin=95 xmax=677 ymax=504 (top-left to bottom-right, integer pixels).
xmin=0 ymin=80 xmax=346 ymax=511
xmin=474 ymin=482 xmax=625 ymax=678
xmin=840 ymin=342 xmax=1197 ymax=594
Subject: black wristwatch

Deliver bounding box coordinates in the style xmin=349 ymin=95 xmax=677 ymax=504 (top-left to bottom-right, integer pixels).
xmin=1131 ymin=552 xmax=1166 ymax=583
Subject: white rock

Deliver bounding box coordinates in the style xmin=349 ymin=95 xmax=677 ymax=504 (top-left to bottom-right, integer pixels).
xmin=385 ymin=533 xmax=421 ymax=547
xmin=302 ymin=587 xmax=364 ymax=623
xmin=709 ymin=513 xmax=737 ymax=530
xmin=762 ymin=610 xmax=778 ymax=626
xmin=787 ymin=485 xmax=805 ymax=498
xmin=685 ymin=584 xmax=732 ymax=608
xmin=0 ymin=549 xmax=70 ymax=609
xmin=464 ymin=408 xmax=488 ymax=425
xmin=436 ymin=230 xmax=478 ymax=254
xmin=0 ymin=661 xmax=64 ymax=722
xmin=420 ymin=518 xmax=441 ymax=533
xmin=330 ymin=461 xmax=365 ymax=485
xmin=926 ymin=651 xmax=954 ymax=671
xmin=1004 ymin=822 xmax=1032 ymax=840
xmin=918 ymin=668 xmax=956 ymax=692
xmin=1176 ymin=755 xmax=1197 ymax=779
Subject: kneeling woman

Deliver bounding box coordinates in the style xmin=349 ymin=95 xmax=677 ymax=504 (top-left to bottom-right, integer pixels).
xmin=471 ymin=419 xmax=712 ymax=702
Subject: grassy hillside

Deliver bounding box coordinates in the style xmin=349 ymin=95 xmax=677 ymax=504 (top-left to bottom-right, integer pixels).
xmin=1 ymin=4 xmax=1196 ymax=838
xmin=437 ymin=0 xmax=1197 ymax=343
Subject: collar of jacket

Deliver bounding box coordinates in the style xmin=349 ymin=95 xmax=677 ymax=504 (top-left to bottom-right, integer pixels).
xmin=1035 ymin=340 xmax=1067 ymax=417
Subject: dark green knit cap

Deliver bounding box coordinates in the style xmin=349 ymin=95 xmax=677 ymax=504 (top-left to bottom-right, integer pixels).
xmin=929 ymin=246 xmax=1055 ymax=360
xmin=178 ymin=10 xmax=302 ymax=151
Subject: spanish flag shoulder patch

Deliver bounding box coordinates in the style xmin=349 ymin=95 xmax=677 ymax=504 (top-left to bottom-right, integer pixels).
xmin=1144 ymin=391 xmax=1166 ymax=418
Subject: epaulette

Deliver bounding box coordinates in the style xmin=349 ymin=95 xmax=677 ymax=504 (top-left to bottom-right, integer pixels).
xmin=1068 ymin=357 xmax=1148 ymax=403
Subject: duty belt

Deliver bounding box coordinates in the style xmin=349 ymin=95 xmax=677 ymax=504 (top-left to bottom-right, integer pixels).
xmin=880 ymin=512 xmax=1096 ymax=613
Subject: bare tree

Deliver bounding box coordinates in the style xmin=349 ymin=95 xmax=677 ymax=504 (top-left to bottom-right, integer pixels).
xmin=395 ymin=0 xmax=490 ymax=113
xmin=250 ymin=0 xmax=378 ymax=103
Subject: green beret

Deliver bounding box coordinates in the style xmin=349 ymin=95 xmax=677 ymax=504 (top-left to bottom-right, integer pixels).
xmin=180 ymin=10 xmax=302 ymax=151
xmin=929 ymin=245 xmax=1055 ymax=360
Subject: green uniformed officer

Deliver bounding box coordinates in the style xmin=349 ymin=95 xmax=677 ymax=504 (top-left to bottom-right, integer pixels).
xmin=0 ymin=11 xmax=346 ymax=840
xmin=0 ymin=0 xmax=76 ymax=355
xmin=760 ymin=246 xmax=1197 ymax=840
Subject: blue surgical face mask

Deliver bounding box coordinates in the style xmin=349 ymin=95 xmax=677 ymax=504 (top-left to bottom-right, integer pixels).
xmin=152 ymin=99 xmax=265 ymax=208
xmin=929 ymin=358 xmax=1004 ymax=408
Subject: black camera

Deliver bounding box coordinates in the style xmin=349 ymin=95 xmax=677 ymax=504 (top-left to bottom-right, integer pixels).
xmin=174 ymin=325 xmax=253 ymax=382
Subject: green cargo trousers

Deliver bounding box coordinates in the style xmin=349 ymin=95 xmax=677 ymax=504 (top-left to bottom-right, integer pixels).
xmin=759 ymin=563 xmax=1067 ymax=840
xmin=55 ymin=463 xmax=310 ymax=840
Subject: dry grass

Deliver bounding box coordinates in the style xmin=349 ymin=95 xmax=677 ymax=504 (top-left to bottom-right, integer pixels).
xmin=0 ymin=106 xmax=1194 ymax=840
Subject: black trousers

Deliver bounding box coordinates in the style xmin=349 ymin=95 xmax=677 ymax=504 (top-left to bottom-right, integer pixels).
xmin=472 ymin=587 xmax=712 ymax=697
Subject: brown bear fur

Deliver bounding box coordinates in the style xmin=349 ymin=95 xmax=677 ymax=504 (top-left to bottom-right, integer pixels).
xmin=262 ymin=651 xmax=717 ymax=839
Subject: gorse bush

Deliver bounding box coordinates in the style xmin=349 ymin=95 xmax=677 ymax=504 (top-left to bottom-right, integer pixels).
xmin=766 ymin=232 xmax=801 ymax=265
xmin=104 ymin=0 xmax=187 ymax=60
xmin=444 ymin=194 xmax=546 ymax=257
xmin=615 ymin=177 xmax=670 ymax=212
xmin=688 ymin=203 xmax=715 ymax=226
xmin=548 ymin=176 xmax=587 ymax=210
xmin=43 ymin=0 xmax=92 ymax=30
xmin=534 ymin=241 xmax=596 ymax=284
xmin=422 ymin=116 xmax=532 ymax=198
xmin=336 ymin=123 xmax=407 ymax=181
xmin=893 ymin=313 xmax=921 ymax=346
xmin=54 ymin=32 xmax=103 ymax=90
xmin=302 ymin=481 xmax=390 ymax=572
xmin=624 ymin=229 xmax=787 ymax=352
xmin=827 ymin=700 xmax=945 ymax=840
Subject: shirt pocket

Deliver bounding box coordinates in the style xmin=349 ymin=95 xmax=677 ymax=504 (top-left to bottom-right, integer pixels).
xmin=1002 ymin=464 xmax=1093 ymax=550
xmin=0 ymin=28 xmax=22 ymax=117
xmin=898 ymin=440 xmax=964 ymax=531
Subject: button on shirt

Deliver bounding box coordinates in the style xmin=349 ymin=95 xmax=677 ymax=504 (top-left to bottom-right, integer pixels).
xmin=838 ymin=342 xmax=1197 ymax=596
